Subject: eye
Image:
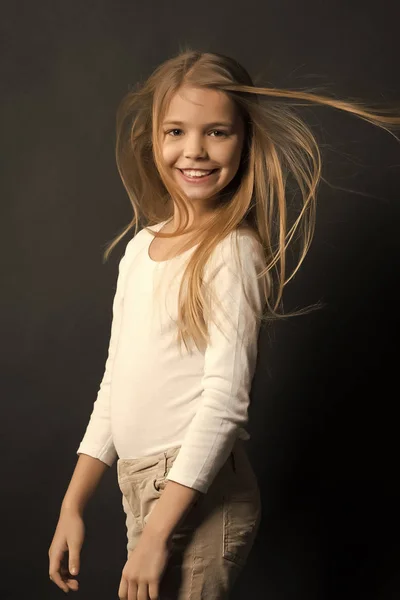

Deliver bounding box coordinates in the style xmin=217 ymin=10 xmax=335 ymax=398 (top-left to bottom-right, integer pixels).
xmin=166 ymin=129 xmax=182 ymax=136
xmin=210 ymin=130 xmax=227 ymax=137
xmin=165 ymin=129 xmax=228 ymax=137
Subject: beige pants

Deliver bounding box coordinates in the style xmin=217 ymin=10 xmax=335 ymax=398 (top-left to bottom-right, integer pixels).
xmin=117 ymin=439 xmax=261 ymax=599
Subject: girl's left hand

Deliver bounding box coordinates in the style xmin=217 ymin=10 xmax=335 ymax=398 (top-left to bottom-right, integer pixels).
xmin=118 ymin=532 xmax=170 ymax=600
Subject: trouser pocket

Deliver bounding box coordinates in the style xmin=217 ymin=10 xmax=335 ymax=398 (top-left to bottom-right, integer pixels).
xmin=221 ymin=443 xmax=262 ymax=567
xmin=117 ymin=446 xmax=181 ymax=529
xmin=222 ymin=491 xmax=261 ymax=567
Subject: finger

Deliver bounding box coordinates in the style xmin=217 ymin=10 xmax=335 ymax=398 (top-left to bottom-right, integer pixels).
xmin=54 ymin=556 xmax=79 ymax=592
xmin=118 ymin=573 xmax=128 ymax=600
xmin=148 ymin=580 xmax=159 ymax=600
xmin=60 ymin=554 xmax=79 ymax=586
xmin=60 ymin=565 xmax=79 ymax=592
xmin=137 ymin=581 xmax=150 ymax=600
xmin=127 ymin=579 xmax=138 ymax=600
xmin=67 ymin=544 xmax=81 ymax=576
xmin=65 ymin=578 xmax=79 ymax=592
xmin=49 ymin=550 xmax=69 ymax=593
xmin=60 ymin=555 xmax=79 ymax=587
xmin=49 ymin=568 xmax=69 ymax=593
xmin=59 ymin=573 xmax=79 ymax=593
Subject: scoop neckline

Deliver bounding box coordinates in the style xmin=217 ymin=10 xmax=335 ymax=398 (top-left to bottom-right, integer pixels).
xmin=146 ymin=219 xmax=200 ymax=264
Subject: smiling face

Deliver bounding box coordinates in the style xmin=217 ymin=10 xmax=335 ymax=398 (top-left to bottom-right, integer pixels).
xmin=160 ymin=85 xmax=245 ymax=224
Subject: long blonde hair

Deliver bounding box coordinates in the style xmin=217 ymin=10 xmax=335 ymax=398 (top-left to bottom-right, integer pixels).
xmin=105 ymin=48 xmax=400 ymax=353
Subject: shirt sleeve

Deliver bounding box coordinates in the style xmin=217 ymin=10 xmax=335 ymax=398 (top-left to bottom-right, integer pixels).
xmin=166 ymin=233 xmax=267 ymax=493
xmin=76 ymin=244 xmax=131 ymax=466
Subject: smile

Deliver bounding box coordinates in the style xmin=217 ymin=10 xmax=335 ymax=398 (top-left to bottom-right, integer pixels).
xmin=178 ymin=168 xmax=219 ymax=183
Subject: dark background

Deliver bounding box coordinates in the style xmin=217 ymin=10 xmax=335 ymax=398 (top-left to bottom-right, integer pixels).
xmin=1 ymin=1 xmax=399 ymax=599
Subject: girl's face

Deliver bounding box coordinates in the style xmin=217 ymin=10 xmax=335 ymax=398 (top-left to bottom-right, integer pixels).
xmin=160 ymin=85 xmax=245 ymax=216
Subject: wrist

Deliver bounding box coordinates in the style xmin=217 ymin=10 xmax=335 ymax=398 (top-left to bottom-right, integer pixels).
xmin=61 ymin=500 xmax=85 ymax=517
xmin=142 ymin=520 xmax=172 ymax=544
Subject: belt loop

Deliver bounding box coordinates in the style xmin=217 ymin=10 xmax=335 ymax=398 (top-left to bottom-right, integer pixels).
xmin=163 ymin=451 xmax=168 ymax=477
xmin=230 ymin=450 xmax=236 ymax=473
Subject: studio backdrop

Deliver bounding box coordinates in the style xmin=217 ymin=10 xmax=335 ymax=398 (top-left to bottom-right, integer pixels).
xmin=1 ymin=1 xmax=399 ymax=599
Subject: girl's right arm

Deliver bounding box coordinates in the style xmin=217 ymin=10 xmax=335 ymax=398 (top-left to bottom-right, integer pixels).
xmin=61 ymin=453 xmax=109 ymax=513
xmin=48 ymin=454 xmax=109 ymax=593
xmin=49 ymin=245 xmax=132 ymax=592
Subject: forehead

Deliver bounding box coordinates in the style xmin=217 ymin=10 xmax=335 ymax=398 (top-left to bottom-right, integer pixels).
xmin=163 ymin=85 xmax=238 ymax=123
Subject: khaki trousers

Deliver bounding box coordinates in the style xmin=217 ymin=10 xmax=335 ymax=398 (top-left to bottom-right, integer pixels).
xmin=117 ymin=438 xmax=261 ymax=599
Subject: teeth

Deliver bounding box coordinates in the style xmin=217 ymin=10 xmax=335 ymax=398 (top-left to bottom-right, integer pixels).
xmin=181 ymin=169 xmax=213 ymax=177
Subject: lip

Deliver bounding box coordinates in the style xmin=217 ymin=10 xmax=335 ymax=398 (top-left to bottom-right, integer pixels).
xmin=177 ymin=167 xmax=217 ymax=171
xmin=178 ymin=168 xmax=219 ymax=184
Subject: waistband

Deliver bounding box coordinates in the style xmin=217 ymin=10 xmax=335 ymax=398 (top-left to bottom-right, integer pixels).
xmin=117 ymin=438 xmax=246 ymax=483
xmin=117 ymin=444 xmax=181 ymax=482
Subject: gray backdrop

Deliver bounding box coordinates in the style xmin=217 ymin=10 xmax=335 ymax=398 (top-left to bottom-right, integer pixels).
xmin=1 ymin=1 xmax=399 ymax=599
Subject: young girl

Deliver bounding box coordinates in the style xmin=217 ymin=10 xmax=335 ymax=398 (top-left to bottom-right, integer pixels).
xmin=48 ymin=49 xmax=399 ymax=599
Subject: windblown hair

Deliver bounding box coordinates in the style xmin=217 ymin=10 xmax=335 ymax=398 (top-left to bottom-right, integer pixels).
xmin=105 ymin=47 xmax=400 ymax=353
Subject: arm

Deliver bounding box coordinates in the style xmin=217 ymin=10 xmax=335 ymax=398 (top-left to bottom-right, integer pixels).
xmin=49 ymin=454 xmax=109 ymax=593
xmin=142 ymin=480 xmax=200 ymax=544
xmin=144 ymin=233 xmax=267 ymax=540
xmin=164 ymin=233 xmax=267 ymax=493
xmin=61 ymin=453 xmax=109 ymax=516
xmin=76 ymin=245 xmax=131 ymax=466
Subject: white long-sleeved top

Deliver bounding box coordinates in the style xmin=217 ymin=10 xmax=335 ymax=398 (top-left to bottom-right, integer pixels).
xmin=77 ymin=220 xmax=267 ymax=493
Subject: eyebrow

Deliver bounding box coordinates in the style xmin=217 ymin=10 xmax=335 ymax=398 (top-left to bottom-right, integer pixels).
xmin=163 ymin=120 xmax=233 ymax=128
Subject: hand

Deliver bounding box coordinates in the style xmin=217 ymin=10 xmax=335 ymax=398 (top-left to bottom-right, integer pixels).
xmin=118 ymin=530 xmax=170 ymax=600
xmin=48 ymin=508 xmax=85 ymax=593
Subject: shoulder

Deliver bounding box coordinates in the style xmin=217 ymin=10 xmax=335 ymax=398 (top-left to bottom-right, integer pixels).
xmin=237 ymin=223 xmax=261 ymax=242
xmin=126 ymin=219 xmax=167 ymax=247
xmin=217 ymin=225 xmax=264 ymax=262
xmin=145 ymin=220 xmax=168 ymax=233
xmin=123 ymin=220 xmax=167 ymax=253
xmin=117 ymin=223 xmax=153 ymax=270
xmin=205 ymin=226 xmax=265 ymax=283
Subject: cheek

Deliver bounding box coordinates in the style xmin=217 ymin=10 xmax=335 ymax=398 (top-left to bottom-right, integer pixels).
xmin=221 ymin=152 xmax=242 ymax=177
xmin=161 ymin=144 xmax=178 ymax=166
xmin=218 ymin=142 xmax=243 ymax=171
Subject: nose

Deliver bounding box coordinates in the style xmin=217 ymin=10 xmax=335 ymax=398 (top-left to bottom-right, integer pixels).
xmin=183 ymin=134 xmax=208 ymax=159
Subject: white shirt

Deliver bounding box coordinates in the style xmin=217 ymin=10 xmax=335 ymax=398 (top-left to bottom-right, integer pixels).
xmin=77 ymin=220 xmax=267 ymax=493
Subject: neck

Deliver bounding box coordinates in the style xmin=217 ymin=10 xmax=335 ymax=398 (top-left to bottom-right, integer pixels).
xmin=169 ymin=211 xmax=214 ymax=233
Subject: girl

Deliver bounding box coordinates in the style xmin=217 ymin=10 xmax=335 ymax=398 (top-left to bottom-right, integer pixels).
xmin=48 ymin=49 xmax=399 ymax=599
